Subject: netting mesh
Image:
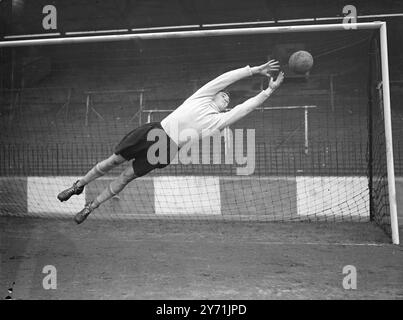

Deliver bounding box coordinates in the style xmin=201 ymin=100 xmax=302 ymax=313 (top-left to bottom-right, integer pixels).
xmin=0 ymin=28 xmax=392 ymax=232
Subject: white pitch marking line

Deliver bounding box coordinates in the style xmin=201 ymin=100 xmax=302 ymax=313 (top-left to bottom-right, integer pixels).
xmin=2 ymin=233 xmax=390 ymax=247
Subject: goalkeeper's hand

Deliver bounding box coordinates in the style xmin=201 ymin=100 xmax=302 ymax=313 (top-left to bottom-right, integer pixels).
xmin=267 ymin=71 xmax=284 ymax=92
xmin=251 ymin=60 xmax=280 ymax=76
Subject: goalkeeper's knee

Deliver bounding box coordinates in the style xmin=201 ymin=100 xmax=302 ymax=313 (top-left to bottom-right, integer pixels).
xmin=110 ymin=168 xmax=137 ymax=194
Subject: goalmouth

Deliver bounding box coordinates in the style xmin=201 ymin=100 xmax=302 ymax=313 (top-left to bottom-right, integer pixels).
xmin=0 ymin=22 xmax=399 ymax=244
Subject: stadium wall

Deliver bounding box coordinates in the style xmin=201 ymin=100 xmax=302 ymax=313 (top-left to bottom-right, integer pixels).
xmin=3 ymin=175 xmax=401 ymax=223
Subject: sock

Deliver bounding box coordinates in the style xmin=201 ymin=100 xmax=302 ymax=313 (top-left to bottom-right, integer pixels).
xmin=78 ymin=163 xmax=106 ymax=187
xmin=90 ymin=178 xmax=129 ymax=209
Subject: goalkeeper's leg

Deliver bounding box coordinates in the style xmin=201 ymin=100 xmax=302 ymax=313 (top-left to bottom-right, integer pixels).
xmin=57 ymin=154 xmax=126 ymax=202
xmin=78 ymin=154 xmax=126 ymax=187
xmin=74 ymin=164 xmax=138 ymax=224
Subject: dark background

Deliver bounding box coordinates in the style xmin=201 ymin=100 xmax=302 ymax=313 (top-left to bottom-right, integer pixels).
xmin=1 ymin=0 xmax=403 ymax=33
xmin=0 ymin=0 xmax=403 ymax=177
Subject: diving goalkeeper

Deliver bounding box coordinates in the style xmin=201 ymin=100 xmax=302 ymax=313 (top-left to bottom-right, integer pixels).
xmin=57 ymin=61 xmax=284 ymax=224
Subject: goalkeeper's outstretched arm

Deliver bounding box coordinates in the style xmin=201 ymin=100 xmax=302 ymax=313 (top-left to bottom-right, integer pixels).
xmin=217 ymin=71 xmax=285 ymax=129
xmin=188 ymin=60 xmax=280 ymax=100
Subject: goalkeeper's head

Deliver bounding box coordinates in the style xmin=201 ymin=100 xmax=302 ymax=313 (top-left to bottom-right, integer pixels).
xmin=213 ymin=91 xmax=230 ymax=112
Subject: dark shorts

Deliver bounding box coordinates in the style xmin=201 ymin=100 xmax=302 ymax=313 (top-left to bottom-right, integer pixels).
xmin=114 ymin=122 xmax=178 ymax=177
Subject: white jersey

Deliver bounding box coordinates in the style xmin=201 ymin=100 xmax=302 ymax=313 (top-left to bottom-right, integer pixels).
xmin=161 ymin=65 xmax=271 ymax=147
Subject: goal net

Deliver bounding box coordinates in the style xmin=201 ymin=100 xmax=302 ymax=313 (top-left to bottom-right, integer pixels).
xmin=0 ymin=23 xmax=399 ymax=243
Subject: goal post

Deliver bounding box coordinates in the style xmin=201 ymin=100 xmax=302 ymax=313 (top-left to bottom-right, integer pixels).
xmin=0 ymin=22 xmax=399 ymax=244
xmin=378 ymin=23 xmax=399 ymax=244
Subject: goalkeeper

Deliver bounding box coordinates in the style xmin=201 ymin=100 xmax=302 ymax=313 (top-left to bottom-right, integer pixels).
xmin=57 ymin=61 xmax=284 ymax=224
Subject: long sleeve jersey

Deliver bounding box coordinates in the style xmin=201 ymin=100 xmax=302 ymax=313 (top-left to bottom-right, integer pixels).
xmin=161 ymin=65 xmax=272 ymax=147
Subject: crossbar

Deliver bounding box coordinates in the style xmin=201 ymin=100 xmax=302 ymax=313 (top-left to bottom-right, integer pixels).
xmin=0 ymin=22 xmax=383 ymax=48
